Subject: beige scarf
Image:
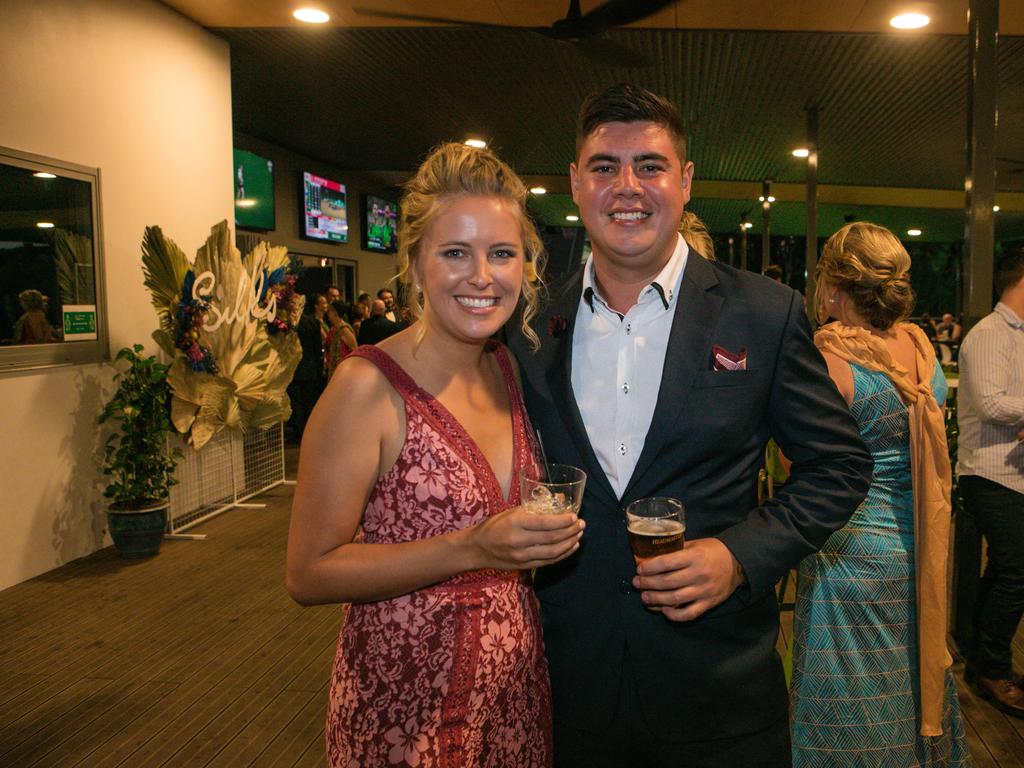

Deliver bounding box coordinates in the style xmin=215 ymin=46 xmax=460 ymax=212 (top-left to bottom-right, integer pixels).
xmin=815 ymin=321 xmax=953 ymax=737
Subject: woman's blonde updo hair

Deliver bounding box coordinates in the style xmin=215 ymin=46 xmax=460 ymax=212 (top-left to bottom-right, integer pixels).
xmin=815 ymin=221 xmax=916 ymax=330
xmin=396 ymin=142 xmax=546 ymax=349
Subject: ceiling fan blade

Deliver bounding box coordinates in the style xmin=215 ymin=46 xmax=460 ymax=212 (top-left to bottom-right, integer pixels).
xmin=553 ymin=0 xmax=676 ymax=38
xmin=351 ymin=6 xmax=514 ymax=31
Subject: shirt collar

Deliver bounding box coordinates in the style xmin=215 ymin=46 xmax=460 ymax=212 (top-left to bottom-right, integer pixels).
xmin=995 ymin=302 xmax=1024 ymax=330
xmin=581 ymin=234 xmax=690 ymax=314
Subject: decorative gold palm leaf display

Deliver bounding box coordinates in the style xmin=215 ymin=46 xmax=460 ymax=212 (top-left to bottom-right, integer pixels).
xmin=52 ymin=229 xmax=96 ymax=306
xmin=141 ymin=220 xmax=301 ymax=450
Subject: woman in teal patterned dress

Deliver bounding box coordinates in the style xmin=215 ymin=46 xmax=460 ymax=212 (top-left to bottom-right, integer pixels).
xmin=791 ymin=222 xmax=971 ymax=767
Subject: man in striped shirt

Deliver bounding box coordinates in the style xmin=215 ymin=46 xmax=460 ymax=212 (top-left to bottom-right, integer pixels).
xmin=958 ymin=249 xmax=1024 ymax=718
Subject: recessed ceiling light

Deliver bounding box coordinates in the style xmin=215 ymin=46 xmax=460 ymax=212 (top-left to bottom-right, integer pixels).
xmin=33 ymin=172 xmax=57 ymax=179
xmin=907 ymin=228 xmax=922 ymax=236
xmin=993 ymin=205 xmax=1001 ymax=212
xmin=36 ymin=221 xmax=55 ymax=228
xmin=792 ymin=148 xmax=809 ymax=158
xmin=464 ymin=138 xmax=487 ymax=149
xmin=529 ymin=186 xmax=547 ymax=195
xmin=890 ymin=13 xmax=929 ymax=29
xmin=293 ymin=8 xmax=329 ymax=23
xmin=565 ymin=215 xmax=579 ymax=222
xmin=235 ymin=199 xmax=257 ymax=208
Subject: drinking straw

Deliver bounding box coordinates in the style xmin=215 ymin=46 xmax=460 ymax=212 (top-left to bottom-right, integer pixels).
xmin=535 ymin=429 xmax=551 ymax=480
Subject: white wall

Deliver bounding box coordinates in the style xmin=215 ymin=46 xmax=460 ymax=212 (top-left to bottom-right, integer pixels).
xmin=233 ymin=133 xmax=401 ymax=298
xmin=0 ymin=0 xmax=233 ymax=590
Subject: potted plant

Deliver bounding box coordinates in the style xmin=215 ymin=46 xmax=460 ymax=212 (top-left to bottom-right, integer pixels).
xmin=98 ymin=344 xmax=181 ymax=558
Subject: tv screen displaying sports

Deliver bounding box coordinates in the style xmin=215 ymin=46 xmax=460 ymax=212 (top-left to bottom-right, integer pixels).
xmin=302 ymin=172 xmax=348 ymax=243
xmin=233 ymin=149 xmax=275 ymax=230
xmin=362 ymin=194 xmax=398 ymax=253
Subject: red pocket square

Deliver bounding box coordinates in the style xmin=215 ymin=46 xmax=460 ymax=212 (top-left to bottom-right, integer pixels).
xmin=712 ymin=345 xmax=747 ymax=371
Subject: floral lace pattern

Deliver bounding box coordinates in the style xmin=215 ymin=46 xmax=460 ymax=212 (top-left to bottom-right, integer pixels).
xmin=326 ymin=344 xmax=552 ymax=768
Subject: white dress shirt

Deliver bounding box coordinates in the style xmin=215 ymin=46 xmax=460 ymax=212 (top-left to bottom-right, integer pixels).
xmin=957 ymin=302 xmax=1024 ymax=493
xmin=571 ymin=235 xmax=689 ymax=499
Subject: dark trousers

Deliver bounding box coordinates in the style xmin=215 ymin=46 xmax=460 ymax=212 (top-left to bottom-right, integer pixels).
xmin=552 ymin=654 xmax=791 ymax=768
xmin=961 ymin=474 xmax=1024 ymax=680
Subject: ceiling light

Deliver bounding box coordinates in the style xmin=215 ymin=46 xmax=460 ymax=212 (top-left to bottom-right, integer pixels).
xmin=235 ymin=199 xmax=256 ymax=208
xmin=890 ymin=13 xmax=929 ymax=29
xmin=464 ymin=138 xmax=487 ymax=149
xmin=529 ymin=186 xmax=547 ymax=195
xmin=36 ymin=222 xmax=55 ymax=228
xmin=758 ymin=195 xmax=765 ymax=202
xmin=33 ymin=172 xmax=57 ymax=179
xmin=742 ymin=222 xmax=753 ymax=230
xmin=293 ymin=8 xmax=329 ymax=24
xmin=792 ymin=148 xmax=809 ymax=158
xmin=907 ymin=228 xmax=922 ymax=236
xmin=993 ymin=205 xmax=1001 ymax=212
xmin=767 ymin=195 xmax=776 ymax=203
xmin=565 ymin=215 xmax=579 ymax=222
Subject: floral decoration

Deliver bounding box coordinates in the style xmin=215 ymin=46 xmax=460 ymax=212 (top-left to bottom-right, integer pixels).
xmin=142 ymin=220 xmax=302 ymax=449
xmin=175 ymin=270 xmax=218 ymax=373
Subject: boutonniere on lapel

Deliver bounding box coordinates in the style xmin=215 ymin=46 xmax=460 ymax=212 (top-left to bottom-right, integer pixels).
xmin=547 ymin=314 xmax=568 ymax=339
xmin=711 ymin=344 xmax=747 ymax=371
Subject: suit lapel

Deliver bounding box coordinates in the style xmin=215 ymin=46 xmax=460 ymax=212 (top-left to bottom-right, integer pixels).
xmin=622 ymin=254 xmax=723 ymax=500
xmin=541 ymin=273 xmax=618 ymax=507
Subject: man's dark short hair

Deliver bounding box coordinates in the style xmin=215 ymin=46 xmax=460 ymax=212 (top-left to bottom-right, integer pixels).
xmin=764 ymin=264 xmax=783 ymax=282
xmin=994 ymin=249 xmax=1024 ymax=297
xmin=575 ymin=83 xmax=687 ymax=162
xmin=377 ymin=288 xmax=393 ymax=298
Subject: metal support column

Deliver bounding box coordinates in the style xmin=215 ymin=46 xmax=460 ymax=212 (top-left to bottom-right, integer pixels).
xmin=740 ymin=219 xmax=749 ymax=271
xmin=952 ymin=0 xmax=999 ymax=658
xmin=805 ymin=106 xmax=819 ymax=320
xmin=761 ymin=179 xmax=772 ymax=273
xmin=963 ymin=0 xmax=998 ymax=329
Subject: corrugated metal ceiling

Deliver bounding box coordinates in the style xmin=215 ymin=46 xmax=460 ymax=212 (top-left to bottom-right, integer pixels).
xmin=223 ymin=26 xmax=1024 ymax=193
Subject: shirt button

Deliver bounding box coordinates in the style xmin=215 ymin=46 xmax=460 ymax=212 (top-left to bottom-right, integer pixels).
xmin=625 ymin=324 xmax=631 ymax=335
xmin=622 ymin=383 xmax=629 ymax=394
xmin=619 ymin=443 xmax=626 ymax=455
xmin=618 ymin=579 xmax=631 ymax=594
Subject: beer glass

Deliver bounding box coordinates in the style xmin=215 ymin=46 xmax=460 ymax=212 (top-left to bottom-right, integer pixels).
xmin=626 ymin=497 xmax=685 ymax=562
xmin=519 ymin=463 xmax=586 ymax=515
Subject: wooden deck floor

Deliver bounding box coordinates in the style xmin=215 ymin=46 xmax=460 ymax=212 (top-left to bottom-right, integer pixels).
xmin=1 ymin=452 xmax=1022 ymax=767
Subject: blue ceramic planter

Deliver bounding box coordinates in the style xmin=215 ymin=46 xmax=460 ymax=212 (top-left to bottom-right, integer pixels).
xmin=107 ymin=502 xmax=168 ymax=559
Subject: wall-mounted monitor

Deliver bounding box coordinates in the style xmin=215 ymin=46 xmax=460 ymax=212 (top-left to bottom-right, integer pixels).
xmin=302 ymin=172 xmax=347 ymax=243
xmin=362 ymin=194 xmax=398 ymax=253
xmin=233 ymin=149 xmax=275 ymax=230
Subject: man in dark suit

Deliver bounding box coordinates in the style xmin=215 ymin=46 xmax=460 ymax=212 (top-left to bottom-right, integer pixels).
xmin=508 ymin=84 xmax=872 ymax=767
xmin=356 ymin=298 xmax=400 ymax=346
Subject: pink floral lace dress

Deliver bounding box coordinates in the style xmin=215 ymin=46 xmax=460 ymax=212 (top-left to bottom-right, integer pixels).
xmin=326 ymin=343 xmax=553 ymax=768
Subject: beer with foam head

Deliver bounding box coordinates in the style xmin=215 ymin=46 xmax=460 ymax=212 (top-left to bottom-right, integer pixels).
xmin=627 ymin=517 xmax=685 ymax=561
xmin=625 ymin=497 xmax=685 ymax=563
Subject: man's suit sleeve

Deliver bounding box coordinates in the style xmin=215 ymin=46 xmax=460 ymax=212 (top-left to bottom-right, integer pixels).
xmin=715 ymin=291 xmax=873 ymax=600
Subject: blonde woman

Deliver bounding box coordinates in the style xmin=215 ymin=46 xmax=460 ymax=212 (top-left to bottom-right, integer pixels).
xmin=286 ymin=143 xmax=583 ymax=767
xmin=790 ymin=222 xmax=971 ymax=766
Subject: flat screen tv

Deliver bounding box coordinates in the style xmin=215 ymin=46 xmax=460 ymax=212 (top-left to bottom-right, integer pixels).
xmin=302 ymin=172 xmax=348 ymax=243
xmin=233 ymin=149 xmax=275 ymax=230
xmin=362 ymin=194 xmax=398 ymax=253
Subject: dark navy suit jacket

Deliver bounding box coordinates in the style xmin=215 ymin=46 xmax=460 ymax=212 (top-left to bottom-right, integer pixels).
xmin=508 ymin=253 xmax=872 ymax=742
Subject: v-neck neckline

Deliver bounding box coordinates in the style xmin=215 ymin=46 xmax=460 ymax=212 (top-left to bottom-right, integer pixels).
xmin=363 ymin=343 xmax=522 ymax=508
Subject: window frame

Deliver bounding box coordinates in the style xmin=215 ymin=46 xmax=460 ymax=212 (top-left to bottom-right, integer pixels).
xmin=0 ymin=146 xmax=109 ymax=374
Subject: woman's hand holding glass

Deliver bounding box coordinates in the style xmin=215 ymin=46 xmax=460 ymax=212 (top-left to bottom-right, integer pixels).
xmin=463 ymin=506 xmax=584 ymax=571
